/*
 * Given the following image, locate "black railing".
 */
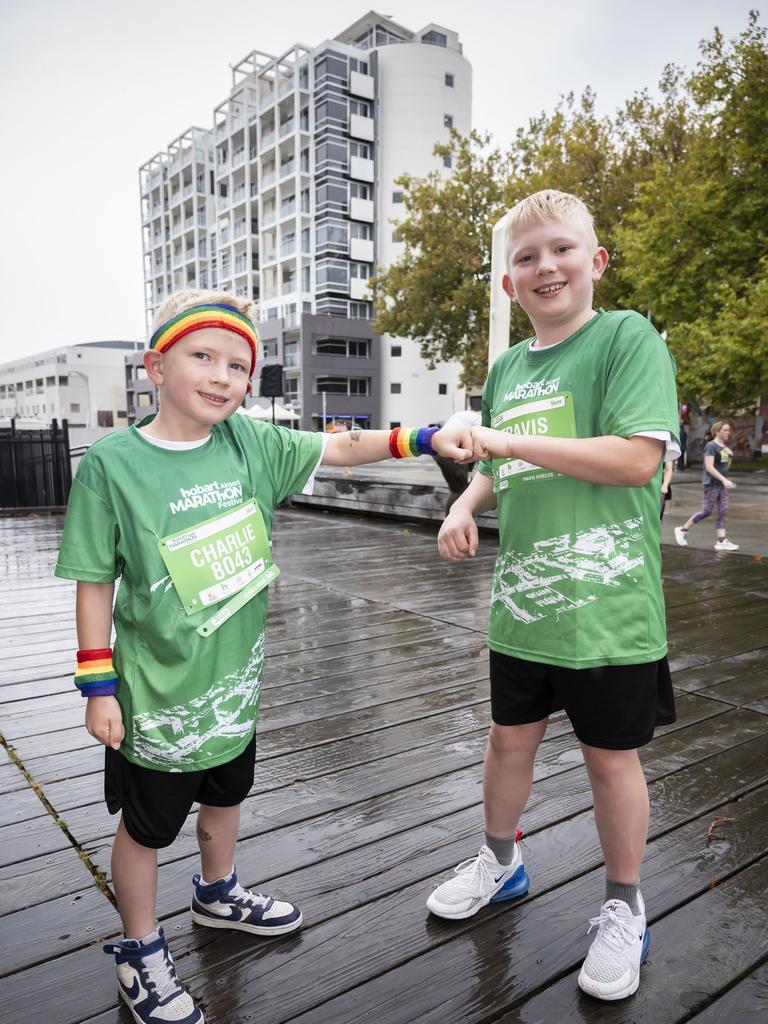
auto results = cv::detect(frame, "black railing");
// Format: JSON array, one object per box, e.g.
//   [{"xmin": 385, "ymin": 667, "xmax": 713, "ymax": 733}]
[{"xmin": 0, "ymin": 419, "xmax": 73, "ymax": 509}]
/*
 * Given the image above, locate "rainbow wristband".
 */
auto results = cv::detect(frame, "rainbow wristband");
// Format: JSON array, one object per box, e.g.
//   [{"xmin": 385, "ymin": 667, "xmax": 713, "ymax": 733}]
[
  {"xmin": 389, "ymin": 426, "xmax": 439, "ymax": 459},
  {"xmin": 75, "ymin": 648, "xmax": 119, "ymax": 698}
]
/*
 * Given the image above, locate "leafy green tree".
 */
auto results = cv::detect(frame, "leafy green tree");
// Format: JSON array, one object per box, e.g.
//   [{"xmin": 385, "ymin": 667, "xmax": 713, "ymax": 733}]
[
  {"xmin": 616, "ymin": 12, "xmax": 768, "ymax": 408},
  {"xmin": 371, "ymin": 130, "xmax": 508, "ymax": 387}
]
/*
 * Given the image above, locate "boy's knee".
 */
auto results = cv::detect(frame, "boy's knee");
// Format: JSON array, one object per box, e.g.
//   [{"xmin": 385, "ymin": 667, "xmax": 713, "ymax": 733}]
[{"xmin": 488, "ymin": 720, "xmax": 543, "ymax": 756}]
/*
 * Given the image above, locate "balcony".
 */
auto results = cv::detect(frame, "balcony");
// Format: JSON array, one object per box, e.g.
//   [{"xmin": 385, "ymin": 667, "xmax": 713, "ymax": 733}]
[
  {"xmin": 350, "ymin": 114, "xmax": 375, "ymax": 142},
  {"xmin": 350, "ymin": 197, "xmax": 374, "ymax": 222},
  {"xmin": 261, "ymin": 130, "xmax": 276, "ymax": 149},
  {"xmin": 262, "ymin": 210, "xmax": 277, "ymax": 227},
  {"xmin": 280, "ymin": 160, "xmax": 295, "ymax": 180},
  {"xmin": 279, "ymin": 119, "xmax": 295, "ymax": 139},
  {"xmin": 350, "ymin": 70, "xmax": 375, "ymax": 100},
  {"xmin": 280, "ymin": 239, "xmax": 296, "ymax": 258},
  {"xmin": 350, "ymin": 156, "xmax": 375, "ymax": 183},
  {"xmin": 350, "ymin": 238, "xmax": 374, "ymax": 262},
  {"xmin": 280, "ymin": 200, "xmax": 296, "ymax": 219},
  {"xmin": 183, "ymin": 183, "xmax": 194, "ymax": 197},
  {"xmin": 233, "ymin": 149, "xmax": 245, "ymax": 167},
  {"xmin": 261, "ymin": 170, "xmax": 276, "ymax": 189}
]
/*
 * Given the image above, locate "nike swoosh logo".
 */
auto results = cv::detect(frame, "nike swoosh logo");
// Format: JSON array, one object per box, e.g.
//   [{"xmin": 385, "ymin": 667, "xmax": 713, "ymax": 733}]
[{"xmin": 122, "ymin": 977, "xmax": 143, "ymax": 1002}]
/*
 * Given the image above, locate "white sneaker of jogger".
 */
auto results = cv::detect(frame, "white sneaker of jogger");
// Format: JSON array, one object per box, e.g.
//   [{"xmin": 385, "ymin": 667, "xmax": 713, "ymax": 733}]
[
  {"xmin": 577, "ymin": 895, "xmax": 650, "ymax": 1001},
  {"xmin": 426, "ymin": 842, "xmax": 529, "ymax": 920},
  {"xmin": 674, "ymin": 526, "xmax": 688, "ymax": 547}
]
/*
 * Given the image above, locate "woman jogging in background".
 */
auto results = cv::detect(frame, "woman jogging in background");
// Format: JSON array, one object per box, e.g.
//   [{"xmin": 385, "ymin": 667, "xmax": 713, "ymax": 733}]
[{"xmin": 675, "ymin": 421, "xmax": 739, "ymax": 551}]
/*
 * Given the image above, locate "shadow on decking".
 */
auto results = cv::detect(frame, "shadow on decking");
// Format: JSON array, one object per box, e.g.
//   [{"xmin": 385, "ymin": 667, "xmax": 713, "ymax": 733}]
[{"xmin": 1, "ymin": 508, "xmax": 767, "ymax": 1024}]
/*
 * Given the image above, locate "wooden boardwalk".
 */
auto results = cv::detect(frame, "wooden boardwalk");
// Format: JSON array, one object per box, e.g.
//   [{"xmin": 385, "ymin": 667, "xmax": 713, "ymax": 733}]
[{"xmin": 1, "ymin": 507, "xmax": 767, "ymax": 1023}]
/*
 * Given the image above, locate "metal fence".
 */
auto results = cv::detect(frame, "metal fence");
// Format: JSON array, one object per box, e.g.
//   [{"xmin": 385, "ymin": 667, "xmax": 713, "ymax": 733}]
[{"xmin": 0, "ymin": 419, "xmax": 72, "ymax": 509}]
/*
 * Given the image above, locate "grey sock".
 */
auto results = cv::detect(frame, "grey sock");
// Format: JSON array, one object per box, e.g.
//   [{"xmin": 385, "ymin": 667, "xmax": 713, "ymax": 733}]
[
  {"xmin": 605, "ymin": 878, "xmax": 641, "ymax": 915},
  {"xmin": 484, "ymin": 832, "xmax": 515, "ymax": 865}
]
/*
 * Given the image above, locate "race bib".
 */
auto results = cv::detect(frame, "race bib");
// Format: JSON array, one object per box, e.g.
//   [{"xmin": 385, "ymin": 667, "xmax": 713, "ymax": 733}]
[
  {"xmin": 158, "ymin": 500, "xmax": 278, "ymax": 618},
  {"xmin": 490, "ymin": 392, "xmax": 577, "ymax": 491}
]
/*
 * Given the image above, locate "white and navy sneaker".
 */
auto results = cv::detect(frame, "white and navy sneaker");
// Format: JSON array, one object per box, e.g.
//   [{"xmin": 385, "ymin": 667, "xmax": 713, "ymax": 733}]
[
  {"xmin": 103, "ymin": 927, "xmax": 203, "ymax": 1023},
  {"xmin": 674, "ymin": 527, "xmax": 688, "ymax": 547},
  {"xmin": 578, "ymin": 895, "xmax": 650, "ymax": 1001},
  {"xmin": 426, "ymin": 841, "xmax": 529, "ymax": 920},
  {"xmin": 191, "ymin": 867, "xmax": 302, "ymax": 936}
]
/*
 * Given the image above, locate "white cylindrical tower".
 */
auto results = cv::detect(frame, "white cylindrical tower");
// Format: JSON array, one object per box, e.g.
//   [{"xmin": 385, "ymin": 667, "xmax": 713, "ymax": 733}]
[{"xmin": 375, "ymin": 33, "xmax": 472, "ymax": 427}]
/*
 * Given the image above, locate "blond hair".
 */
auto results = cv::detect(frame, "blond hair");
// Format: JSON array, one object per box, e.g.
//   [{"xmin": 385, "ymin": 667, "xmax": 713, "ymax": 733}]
[
  {"xmin": 505, "ymin": 190, "xmax": 599, "ymax": 274},
  {"xmin": 150, "ymin": 290, "xmax": 255, "ymax": 335},
  {"xmin": 710, "ymin": 420, "xmax": 731, "ymax": 438}
]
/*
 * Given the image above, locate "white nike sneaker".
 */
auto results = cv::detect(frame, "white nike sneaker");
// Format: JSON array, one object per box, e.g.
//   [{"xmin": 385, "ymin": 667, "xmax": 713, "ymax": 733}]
[
  {"xmin": 103, "ymin": 927, "xmax": 204, "ymax": 1024},
  {"xmin": 191, "ymin": 867, "xmax": 302, "ymax": 936},
  {"xmin": 426, "ymin": 842, "xmax": 529, "ymax": 920},
  {"xmin": 578, "ymin": 895, "xmax": 649, "ymax": 1001},
  {"xmin": 714, "ymin": 539, "xmax": 739, "ymax": 551},
  {"xmin": 674, "ymin": 527, "xmax": 688, "ymax": 547}
]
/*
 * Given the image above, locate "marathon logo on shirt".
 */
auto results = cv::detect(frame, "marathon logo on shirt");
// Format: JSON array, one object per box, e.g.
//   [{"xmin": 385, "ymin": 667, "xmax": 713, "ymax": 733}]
[
  {"xmin": 169, "ymin": 480, "xmax": 244, "ymax": 515},
  {"xmin": 503, "ymin": 376, "xmax": 561, "ymax": 403}
]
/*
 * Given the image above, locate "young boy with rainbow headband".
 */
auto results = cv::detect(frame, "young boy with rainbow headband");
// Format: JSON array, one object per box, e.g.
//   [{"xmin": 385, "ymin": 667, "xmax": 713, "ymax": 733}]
[
  {"xmin": 56, "ymin": 290, "xmax": 472, "ymax": 1024},
  {"xmin": 427, "ymin": 191, "xmax": 680, "ymax": 1002}
]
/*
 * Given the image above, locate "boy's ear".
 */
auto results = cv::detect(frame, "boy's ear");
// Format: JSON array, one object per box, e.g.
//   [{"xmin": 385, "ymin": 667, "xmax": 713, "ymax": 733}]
[
  {"xmin": 144, "ymin": 349, "xmax": 165, "ymax": 387},
  {"xmin": 592, "ymin": 247, "xmax": 609, "ymax": 282},
  {"xmin": 502, "ymin": 274, "xmax": 518, "ymax": 303}
]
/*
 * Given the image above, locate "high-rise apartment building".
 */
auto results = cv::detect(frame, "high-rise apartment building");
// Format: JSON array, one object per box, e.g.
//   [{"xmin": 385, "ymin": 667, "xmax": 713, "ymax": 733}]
[{"xmin": 139, "ymin": 12, "xmax": 472, "ymax": 430}]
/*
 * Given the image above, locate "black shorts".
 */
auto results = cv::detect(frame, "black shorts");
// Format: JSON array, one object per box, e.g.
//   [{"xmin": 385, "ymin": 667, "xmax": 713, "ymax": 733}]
[
  {"xmin": 489, "ymin": 651, "xmax": 676, "ymax": 750},
  {"xmin": 104, "ymin": 733, "xmax": 257, "ymax": 849}
]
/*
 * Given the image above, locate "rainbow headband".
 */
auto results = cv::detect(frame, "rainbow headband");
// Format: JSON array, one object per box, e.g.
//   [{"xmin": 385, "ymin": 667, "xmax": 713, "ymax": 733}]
[{"xmin": 149, "ymin": 303, "xmax": 258, "ymax": 377}]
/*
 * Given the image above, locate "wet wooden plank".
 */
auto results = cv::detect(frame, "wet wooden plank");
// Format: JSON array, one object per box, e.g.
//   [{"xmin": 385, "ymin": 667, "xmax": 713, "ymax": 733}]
[
  {"xmin": 684, "ymin": 962, "xmax": 768, "ymax": 1023},
  {"xmin": 492, "ymin": 855, "xmax": 768, "ymax": 1024}
]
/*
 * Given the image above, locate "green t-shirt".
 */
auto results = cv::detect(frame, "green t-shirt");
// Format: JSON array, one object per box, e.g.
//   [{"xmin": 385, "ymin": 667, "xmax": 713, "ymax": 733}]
[
  {"xmin": 479, "ymin": 310, "xmax": 678, "ymax": 669},
  {"xmin": 55, "ymin": 414, "xmax": 323, "ymax": 771}
]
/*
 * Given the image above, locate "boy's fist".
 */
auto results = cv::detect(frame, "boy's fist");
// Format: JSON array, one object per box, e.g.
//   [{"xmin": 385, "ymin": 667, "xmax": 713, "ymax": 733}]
[
  {"xmin": 85, "ymin": 695, "xmax": 124, "ymax": 750},
  {"xmin": 470, "ymin": 426, "xmax": 513, "ymax": 461},
  {"xmin": 433, "ymin": 424, "xmax": 475, "ymax": 463},
  {"xmin": 438, "ymin": 508, "xmax": 479, "ymax": 561}
]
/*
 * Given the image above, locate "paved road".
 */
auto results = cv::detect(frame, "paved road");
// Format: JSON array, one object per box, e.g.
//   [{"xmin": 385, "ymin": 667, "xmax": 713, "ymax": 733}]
[{"xmin": 661, "ymin": 472, "xmax": 768, "ymax": 559}]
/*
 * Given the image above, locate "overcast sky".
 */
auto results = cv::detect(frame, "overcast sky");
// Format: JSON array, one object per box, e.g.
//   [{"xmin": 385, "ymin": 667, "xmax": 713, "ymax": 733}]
[{"xmin": 0, "ymin": 0, "xmax": 755, "ymax": 359}]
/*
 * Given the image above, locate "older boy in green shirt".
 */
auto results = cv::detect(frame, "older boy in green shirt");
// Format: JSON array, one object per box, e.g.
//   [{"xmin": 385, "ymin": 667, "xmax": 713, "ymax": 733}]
[
  {"xmin": 56, "ymin": 290, "xmax": 472, "ymax": 1024},
  {"xmin": 427, "ymin": 191, "xmax": 679, "ymax": 1002}
]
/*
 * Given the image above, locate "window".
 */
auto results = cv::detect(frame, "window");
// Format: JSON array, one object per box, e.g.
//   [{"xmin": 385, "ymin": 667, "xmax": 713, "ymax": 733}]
[
  {"xmin": 392, "ymin": 190, "xmax": 403, "ymax": 204},
  {"xmin": 219, "ymin": 183, "xmax": 228, "ymax": 197},
  {"xmin": 97, "ymin": 411, "xmax": 114, "ymax": 428},
  {"xmin": 350, "ymin": 182, "xmax": 371, "ymax": 200},
  {"xmin": 58, "ymin": 376, "xmax": 68, "ymax": 386},
  {"xmin": 390, "ymin": 345, "xmax": 402, "ymax": 357},
  {"xmin": 315, "ymin": 338, "xmax": 370, "ymax": 358},
  {"xmin": 315, "ymin": 337, "xmax": 347, "ymax": 356},
  {"xmin": 316, "ymin": 376, "xmax": 349, "ymax": 394},
  {"xmin": 390, "ymin": 421, "xmax": 401, "ymax": 429},
  {"xmin": 349, "ymin": 301, "xmax": 372, "ymax": 319},
  {"xmin": 348, "ymin": 339, "xmax": 369, "ymax": 357},
  {"xmin": 445, "ymin": 72, "xmax": 454, "ymax": 87},
  {"xmin": 443, "ymin": 155, "xmax": 452, "ymax": 168},
  {"xmin": 350, "ymin": 221, "xmax": 372, "ymax": 239},
  {"xmin": 350, "ymin": 141, "xmax": 371, "ymax": 158},
  {"xmin": 438, "ymin": 383, "xmax": 448, "ymax": 395},
  {"xmin": 444, "ymin": 114, "xmax": 453, "ymax": 128},
  {"xmin": 390, "ymin": 382, "xmax": 401, "ymax": 394},
  {"xmin": 138, "ymin": 393, "xmax": 152, "ymax": 407},
  {"xmin": 423, "ymin": 30, "xmax": 447, "ymax": 47},
  {"xmin": 392, "ymin": 227, "xmax": 404, "ymax": 242},
  {"xmin": 70, "ymin": 403, "xmax": 80, "ymax": 413},
  {"xmin": 349, "ymin": 99, "xmax": 371, "ymax": 117},
  {"xmin": 349, "ymin": 378, "xmax": 369, "ymax": 395},
  {"xmin": 350, "ymin": 263, "xmax": 370, "ymax": 279}
]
